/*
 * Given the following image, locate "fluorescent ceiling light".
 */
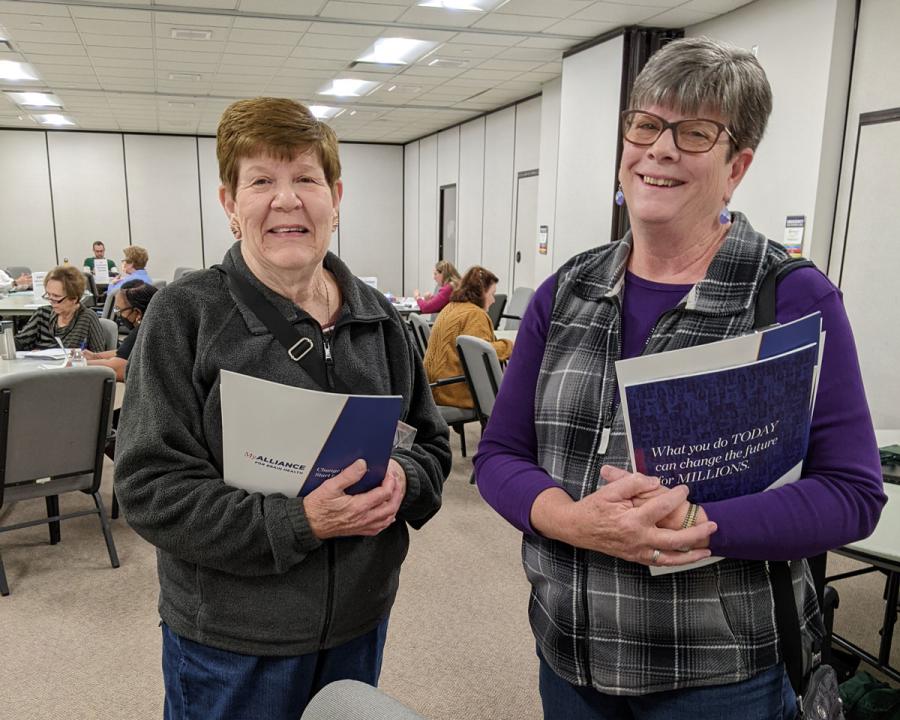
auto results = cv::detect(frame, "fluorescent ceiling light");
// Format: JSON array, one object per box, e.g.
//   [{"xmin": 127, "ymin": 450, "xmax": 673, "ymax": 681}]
[
  {"xmin": 309, "ymin": 105, "xmax": 344, "ymax": 120},
  {"xmin": 0, "ymin": 60, "xmax": 38, "ymax": 81},
  {"xmin": 318, "ymin": 78, "xmax": 380, "ymax": 97},
  {"xmin": 35, "ymin": 113, "xmax": 75, "ymax": 127},
  {"xmin": 417, "ymin": 0, "xmax": 502, "ymax": 10},
  {"xmin": 5, "ymin": 91, "xmax": 62, "ymax": 108},
  {"xmin": 170, "ymin": 28, "xmax": 212, "ymax": 40},
  {"xmin": 356, "ymin": 38, "xmax": 438, "ymax": 66}
]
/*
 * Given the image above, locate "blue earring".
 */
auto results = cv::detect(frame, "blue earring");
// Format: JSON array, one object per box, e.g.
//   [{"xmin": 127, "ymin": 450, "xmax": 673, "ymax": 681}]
[
  {"xmin": 718, "ymin": 206, "xmax": 730, "ymax": 225},
  {"xmin": 615, "ymin": 185, "xmax": 625, "ymax": 207}
]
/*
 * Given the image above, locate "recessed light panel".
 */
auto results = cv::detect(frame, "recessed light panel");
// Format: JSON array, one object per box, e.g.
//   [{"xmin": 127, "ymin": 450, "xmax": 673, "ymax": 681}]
[
  {"xmin": 356, "ymin": 38, "xmax": 438, "ymax": 66},
  {"xmin": 318, "ymin": 79, "xmax": 380, "ymax": 97},
  {"xmin": 0, "ymin": 60, "xmax": 38, "ymax": 82},
  {"xmin": 35, "ymin": 113, "xmax": 75, "ymax": 127},
  {"xmin": 417, "ymin": 0, "xmax": 503, "ymax": 10},
  {"xmin": 5, "ymin": 91, "xmax": 62, "ymax": 108},
  {"xmin": 309, "ymin": 105, "xmax": 344, "ymax": 120}
]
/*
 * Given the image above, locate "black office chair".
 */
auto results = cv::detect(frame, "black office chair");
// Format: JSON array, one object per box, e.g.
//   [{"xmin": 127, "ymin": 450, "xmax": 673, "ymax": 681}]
[{"xmin": 487, "ymin": 293, "xmax": 506, "ymax": 330}]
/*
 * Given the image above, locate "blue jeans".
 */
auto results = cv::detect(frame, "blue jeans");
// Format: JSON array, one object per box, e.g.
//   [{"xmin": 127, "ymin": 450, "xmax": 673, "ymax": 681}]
[
  {"xmin": 161, "ymin": 618, "xmax": 389, "ymax": 720},
  {"xmin": 538, "ymin": 653, "xmax": 796, "ymax": 720}
]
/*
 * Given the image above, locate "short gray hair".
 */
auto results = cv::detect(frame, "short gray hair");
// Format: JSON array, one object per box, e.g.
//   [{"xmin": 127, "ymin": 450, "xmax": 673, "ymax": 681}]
[{"xmin": 628, "ymin": 36, "xmax": 773, "ymax": 152}]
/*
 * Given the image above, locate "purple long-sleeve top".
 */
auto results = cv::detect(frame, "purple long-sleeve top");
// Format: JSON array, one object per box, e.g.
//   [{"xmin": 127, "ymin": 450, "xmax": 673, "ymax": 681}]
[
  {"xmin": 416, "ymin": 283, "xmax": 453, "ymax": 314},
  {"xmin": 474, "ymin": 267, "xmax": 886, "ymax": 560}
]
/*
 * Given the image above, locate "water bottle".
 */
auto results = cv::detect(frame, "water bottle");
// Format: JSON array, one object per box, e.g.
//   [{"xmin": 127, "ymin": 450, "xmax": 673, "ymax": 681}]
[
  {"xmin": 0, "ymin": 321, "xmax": 15, "ymax": 360},
  {"xmin": 68, "ymin": 347, "xmax": 87, "ymax": 367}
]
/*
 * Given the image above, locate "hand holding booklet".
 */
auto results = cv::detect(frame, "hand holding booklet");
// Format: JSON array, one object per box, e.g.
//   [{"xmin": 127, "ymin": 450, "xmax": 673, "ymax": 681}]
[
  {"xmin": 615, "ymin": 312, "xmax": 825, "ymax": 575},
  {"xmin": 220, "ymin": 369, "xmax": 403, "ymax": 497}
]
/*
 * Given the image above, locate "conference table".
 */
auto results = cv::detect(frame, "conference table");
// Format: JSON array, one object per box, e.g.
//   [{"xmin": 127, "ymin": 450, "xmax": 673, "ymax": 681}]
[
  {"xmin": 0, "ymin": 292, "xmax": 54, "ymax": 317},
  {"xmin": 828, "ymin": 429, "xmax": 900, "ymax": 681}
]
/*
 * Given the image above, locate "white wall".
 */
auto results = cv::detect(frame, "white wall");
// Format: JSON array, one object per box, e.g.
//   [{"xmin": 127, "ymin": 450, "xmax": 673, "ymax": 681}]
[
  {"xmin": 417, "ymin": 135, "xmax": 438, "ymax": 295},
  {"xmin": 0, "ymin": 130, "xmax": 57, "ymax": 274},
  {"xmin": 480, "ymin": 108, "xmax": 517, "ymax": 296},
  {"xmin": 553, "ymin": 35, "xmax": 624, "ymax": 268},
  {"xmin": 403, "ymin": 142, "xmax": 420, "ymax": 295},
  {"xmin": 688, "ymin": 0, "xmax": 855, "ymax": 267},
  {"xmin": 47, "ymin": 132, "xmax": 130, "ymax": 271},
  {"xmin": 0, "ymin": 129, "xmax": 403, "ymax": 287},
  {"xmin": 534, "ymin": 78, "xmax": 561, "ymax": 287},
  {"xmin": 337, "ymin": 144, "xmax": 404, "ymax": 293},
  {"xmin": 457, "ymin": 118, "xmax": 486, "ymax": 275}
]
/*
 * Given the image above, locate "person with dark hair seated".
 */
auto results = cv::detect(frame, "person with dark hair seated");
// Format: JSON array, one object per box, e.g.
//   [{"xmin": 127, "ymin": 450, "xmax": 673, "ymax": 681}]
[
  {"xmin": 423, "ymin": 265, "xmax": 512, "ymax": 409},
  {"xmin": 84, "ymin": 279, "xmax": 158, "ymax": 381}
]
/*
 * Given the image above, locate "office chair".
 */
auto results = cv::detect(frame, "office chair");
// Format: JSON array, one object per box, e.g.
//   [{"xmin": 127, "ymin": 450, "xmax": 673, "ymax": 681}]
[
  {"xmin": 499, "ymin": 286, "xmax": 534, "ymax": 331},
  {"xmin": 0, "ymin": 367, "xmax": 119, "ymax": 596}
]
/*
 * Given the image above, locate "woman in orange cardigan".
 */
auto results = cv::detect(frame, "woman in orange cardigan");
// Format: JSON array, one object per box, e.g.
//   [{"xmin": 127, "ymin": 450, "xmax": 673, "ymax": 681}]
[{"xmin": 424, "ymin": 265, "xmax": 513, "ymax": 408}]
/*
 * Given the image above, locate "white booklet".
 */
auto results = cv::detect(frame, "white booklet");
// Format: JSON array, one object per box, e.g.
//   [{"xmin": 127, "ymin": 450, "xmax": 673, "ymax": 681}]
[{"xmin": 220, "ymin": 369, "xmax": 403, "ymax": 497}]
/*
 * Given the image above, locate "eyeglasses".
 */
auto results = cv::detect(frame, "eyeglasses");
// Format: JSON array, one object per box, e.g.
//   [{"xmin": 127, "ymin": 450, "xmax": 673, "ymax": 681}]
[
  {"xmin": 621, "ymin": 110, "xmax": 737, "ymax": 153},
  {"xmin": 41, "ymin": 292, "xmax": 67, "ymax": 304},
  {"xmin": 114, "ymin": 305, "xmax": 135, "ymax": 316}
]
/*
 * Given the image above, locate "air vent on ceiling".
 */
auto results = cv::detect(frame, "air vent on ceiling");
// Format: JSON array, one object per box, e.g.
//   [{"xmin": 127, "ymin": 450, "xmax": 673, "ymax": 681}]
[
  {"xmin": 348, "ymin": 60, "xmax": 404, "ymax": 71},
  {"xmin": 168, "ymin": 72, "xmax": 201, "ymax": 81},
  {"xmin": 170, "ymin": 28, "xmax": 212, "ymax": 41}
]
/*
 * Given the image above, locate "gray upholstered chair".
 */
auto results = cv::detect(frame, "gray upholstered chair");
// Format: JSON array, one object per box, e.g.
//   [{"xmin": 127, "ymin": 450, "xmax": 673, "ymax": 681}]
[
  {"xmin": 99, "ymin": 318, "xmax": 119, "ymax": 352},
  {"xmin": 407, "ymin": 313, "xmax": 431, "ymax": 357},
  {"xmin": 0, "ymin": 367, "xmax": 119, "ymax": 596},
  {"xmin": 5, "ymin": 266, "xmax": 30, "ymax": 279},
  {"xmin": 152, "ymin": 279, "xmax": 168, "ymax": 289},
  {"xmin": 456, "ymin": 335, "xmax": 505, "ymax": 483},
  {"xmin": 100, "ymin": 287, "xmax": 118, "ymax": 320},
  {"xmin": 301, "ymin": 680, "xmax": 426, "ymax": 720},
  {"xmin": 173, "ymin": 267, "xmax": 196, "ymax": 281},
  {"xmin": 499, "ymin": 286, "xmax": 534, "ymax": 331},
  {"xmin": 487, "ymin": 292, "xmax": 506, "ymax": 329}
]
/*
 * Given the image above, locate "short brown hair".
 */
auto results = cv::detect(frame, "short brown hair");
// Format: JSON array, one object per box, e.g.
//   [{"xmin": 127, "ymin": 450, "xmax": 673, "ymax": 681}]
[
  {"xmin": 46, "ymin": 265, "xmax": 85, "ymax": 300},
  {"xmin": 123, "ymin": 245, "xmax": 149, "ymax": 270},
  {"xmin": 216, "ymin": 97, "xmax": 342, "ymax": 198},
  {"xmin": 451, "ymin": 266, "xmax": 499, "ymax": 306},
  {"xmin": 92, "ymin": 241, "xmax": 105, "ymax": 249}
]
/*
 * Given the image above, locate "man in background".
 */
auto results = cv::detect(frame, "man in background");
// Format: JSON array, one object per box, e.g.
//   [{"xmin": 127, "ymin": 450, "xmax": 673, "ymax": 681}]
[{"xmin": 84, "ymin": 241, "xmax": 118, "ymax": 277}]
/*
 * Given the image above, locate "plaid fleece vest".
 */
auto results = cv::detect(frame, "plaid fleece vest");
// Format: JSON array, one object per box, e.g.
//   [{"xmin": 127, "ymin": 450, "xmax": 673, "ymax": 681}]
[{"xmin": 527, "ymin": 212, "xmax": 823, "ymax": 695}]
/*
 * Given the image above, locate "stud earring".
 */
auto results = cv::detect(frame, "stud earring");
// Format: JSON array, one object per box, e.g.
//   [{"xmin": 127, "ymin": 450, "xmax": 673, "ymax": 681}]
[
  {"xmin": 229, "ymin": 215, "xmax": 242, "ymax": 239},
  {"xmin": 332, "ymin": 212, "xmax": 340, "ymax": 232},
  {"xmin": 718, "ymin": 206, "xmax": 731, "ymax": 225},
  {"xmin": 614, "ymin": 184, "xmax": 625, "ymax": 207}
]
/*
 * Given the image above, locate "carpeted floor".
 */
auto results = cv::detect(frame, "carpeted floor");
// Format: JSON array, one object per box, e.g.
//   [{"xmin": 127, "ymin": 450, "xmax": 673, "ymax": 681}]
[{"xmin": 0, "ymin": 425, "xmax": 896, "ymax": 719}]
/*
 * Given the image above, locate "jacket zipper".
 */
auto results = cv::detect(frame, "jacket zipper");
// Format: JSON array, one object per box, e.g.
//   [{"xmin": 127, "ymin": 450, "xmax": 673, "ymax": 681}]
[{"xmin": 318, "ymin": 541, "xmax": 336, "ymax": 648}]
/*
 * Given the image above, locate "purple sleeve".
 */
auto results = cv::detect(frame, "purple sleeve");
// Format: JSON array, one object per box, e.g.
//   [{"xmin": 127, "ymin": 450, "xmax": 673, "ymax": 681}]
[
  {"xmin": 416, "ymin": 284, "xmax": 452, "ymax": 313},
  {"xmin": 704, "ymin": 268, "xmax": 886, "ymax": 560},
  {"xmin": 473, "ymin": 275, "xmax": 559, "ymax": 534}
]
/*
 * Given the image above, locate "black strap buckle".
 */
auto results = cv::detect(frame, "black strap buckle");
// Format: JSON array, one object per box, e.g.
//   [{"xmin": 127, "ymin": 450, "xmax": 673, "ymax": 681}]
[{"xmin": 288, "ymin": 337, "xmax": 314, "ymax": 361}]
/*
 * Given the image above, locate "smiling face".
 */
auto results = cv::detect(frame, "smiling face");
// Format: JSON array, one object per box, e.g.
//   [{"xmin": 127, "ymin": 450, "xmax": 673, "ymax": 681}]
[
  {"xmin": 618, "ymin": 104, "xmax": 753, "ymax": 235},
  {"xmin": 220, "ymin": 149, "xmax": 342, "ymax": 280}
]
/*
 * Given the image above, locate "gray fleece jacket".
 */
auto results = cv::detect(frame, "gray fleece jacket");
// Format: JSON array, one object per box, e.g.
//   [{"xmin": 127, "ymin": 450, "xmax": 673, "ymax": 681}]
[{"xmin": 114, "ymin": 244, "xmax": 451, "ymax": 656}]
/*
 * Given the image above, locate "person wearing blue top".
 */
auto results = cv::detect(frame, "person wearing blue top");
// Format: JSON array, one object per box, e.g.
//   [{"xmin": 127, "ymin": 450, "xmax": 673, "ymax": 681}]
[{"xmin": 108, "ymin": 245, "xmax": 152, "ymax": 290}]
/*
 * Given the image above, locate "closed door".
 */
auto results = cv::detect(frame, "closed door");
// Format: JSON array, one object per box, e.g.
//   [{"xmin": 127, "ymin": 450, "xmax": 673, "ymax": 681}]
[{"xmin": 512, "ymin": 171, "xmax": 538, "ymax": 290}]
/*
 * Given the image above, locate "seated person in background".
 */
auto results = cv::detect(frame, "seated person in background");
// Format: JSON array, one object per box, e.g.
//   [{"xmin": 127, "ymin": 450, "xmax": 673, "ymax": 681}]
[
  {"xmin": 15, "ymin": 265, "xmax": 105, "ymax": 352},
  {"xmin": 83, "ymin": 241, "xmax": 118, "ymax": 277},
  {"xmin": 424, "ymin": 265, "xmax": 512, "ymax": 408},
  {"xmin": 0, "ymin": 268, "xmax": 31, "ymax": 292},
  {"xmin": 108, "ymin": 245, "xmax": 151, "ymax": 290},
  {"xmin": 413, "ymin": 260, "xmax": 461, "ymax": 315},
  {"xmin": 85, "ymin": 279, "xmax": 158, "ymax": 381}
]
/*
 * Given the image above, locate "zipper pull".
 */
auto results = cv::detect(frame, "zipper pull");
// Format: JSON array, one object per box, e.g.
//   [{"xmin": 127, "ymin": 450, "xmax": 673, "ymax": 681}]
[
  {"xmin": 598, "ymin": 426, "xmax": 611, "ymax": 454},
  {"xmin": 322, "ymin": 332, "xmax": 333, "ymax": 364}
]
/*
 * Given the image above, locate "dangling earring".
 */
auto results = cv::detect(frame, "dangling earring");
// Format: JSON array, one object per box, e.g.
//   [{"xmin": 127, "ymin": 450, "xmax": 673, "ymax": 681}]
[
  {"xmin": 229, "ymin": 215, "xmax": 242, "ymax": 239},
  {"xmin": 614, "ymin": 184, "xmax": 625, "ymax": 207},
  {"xmin": 332, "ymin": 211, "xmax": 340, "ymax": 232},
  {"xmin": 718, "ymin": 205, "xmax": 730, "ymax": 225}
]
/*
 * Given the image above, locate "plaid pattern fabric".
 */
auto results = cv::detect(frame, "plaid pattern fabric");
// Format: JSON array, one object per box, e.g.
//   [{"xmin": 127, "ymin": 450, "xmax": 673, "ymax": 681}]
[{"xmin": 527, "ymin": 212, "xmax": 824, "ymax": 695}]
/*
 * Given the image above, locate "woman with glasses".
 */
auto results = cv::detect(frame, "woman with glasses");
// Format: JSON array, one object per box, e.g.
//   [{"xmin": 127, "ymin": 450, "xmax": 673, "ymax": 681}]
[
  {"xmin": 474, "ymin": 37, "xmax": 884, "ymax": 719},
  {"xmin": 84, "ymin": 279, "xmax": 158, "ymax": 381},
  {"xmin": 15, "ymin": 265, "xmax": 105, "ymax": 352},
  {"xmin": 108, "ymin": 245, "xmax": 151, "ymax": 291}
]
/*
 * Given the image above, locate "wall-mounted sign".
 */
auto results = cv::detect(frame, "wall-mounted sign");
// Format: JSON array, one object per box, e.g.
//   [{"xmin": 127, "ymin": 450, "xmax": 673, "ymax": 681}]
[
  {"xmin": 538, "ymin": 225, "xmax": 549, "ymax": 255},
  {"xmin": 783, "ymin": 215, "xmax": 805, "ymax": 257}
]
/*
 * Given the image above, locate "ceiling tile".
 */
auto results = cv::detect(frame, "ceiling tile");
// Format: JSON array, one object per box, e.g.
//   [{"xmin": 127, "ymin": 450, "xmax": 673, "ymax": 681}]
[
  {"xmin": 299, "ymin": 32, "xmax": 371, "ymax": 50},
  {"xmin": 153, "ymin": 12, "xmax": 235, "ymax": 27},
  {"xmin": 680, "ymin": 0, "xmax": 754, "ymax": 11},
  {"xmin": 237, "ymin": 0, "xmax": 328, "ymax": 14},
  {"xmin": 541, "ymin": 18, "xmax": 616, "ymax": 37},
  {"xmin": 69, "ymin": 7, "xmax": 152, "ymax": 21},
  {"xmin": 16, "ymin": 41, "xmax": 86, "ymax": 55},
  {"xmin": 88, "ymin": 46, "xmax": 154, "ymax": 59},
  {"xmin": 218, "ymin": 53, "xmax": 285, "ymax": 67},
  {"xmin": 571, "ymin": 2, "xmax": 673, "ymax": 24},
  {"xmin": 163, "ymin": 0, "xmax": 239, "ymax": 8},
  {"xmin": 319, "ymin": 1, "xmax": 406, "ymax": 22},
  {"xmin": 5, "ymin": 29, "xmax": 81, "ymax": 44},
  {"xmin": 0, "ymin": 1, "xmax": 69, "ymax": 16},
  {"xmin": 447, "ymin": 31, "xmax": 519, "ymax": 46},
  {"xmin": 438, "ymin": 42, "xmax": 506, "ymax": 59},
  {"xmin": 475, "ymin": 57, "xmax": 541, "ymax": 72},
  {"xmin": 74, "ymin": 18, "xmax": 152, "ymax": 35},
  {"xmin": 0, "ymin": 13, "xmax": 76, "ymax": 31},
  {"xmin": 231, "ymin": 16, "xmax": 311, "ymax": 31},
  {"xmin": 641, "ymin": 7, "xmax": 717, "ymax": 26},
  {"xmin": 494, "ymin": 0, "xmax": 592, "ymax": 19},
  {"xmin": 224, "ymin": 42, "xmax": 293, "ymax": 56},
  {"xmin": 471, "ymin": 13, "xmax": 556, "ymax": 32},
  {"xmin": 155, "ymin": 38, "xmax": 227, "ymax": 53},
  {"xmin": 305, "ymin": 21, "xmax": 384, "ymax": 36},
  {"xmin": 81, "ymin": 34, "xmax": 154, "ymax": 49},
  {"xmin": 394, "ymin": 7, "xmax": 480, "ymax": 28},
  {"xmin": 227, "ymin": 27, "xmax": 302, "ymax": 44},
  {"xmin": 516, "ymin": 36, "xmax": 579, "ymax": 50},
  {"xmin": 496, "ymin": 46, "xmax": 560, "ymax": 61}
]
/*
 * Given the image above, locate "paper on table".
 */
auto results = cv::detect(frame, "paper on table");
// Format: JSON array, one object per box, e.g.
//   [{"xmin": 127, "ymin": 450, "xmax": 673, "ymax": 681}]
[{"xmin": 22, "ymin": 348, "xmax": 67, "ymax": 359}]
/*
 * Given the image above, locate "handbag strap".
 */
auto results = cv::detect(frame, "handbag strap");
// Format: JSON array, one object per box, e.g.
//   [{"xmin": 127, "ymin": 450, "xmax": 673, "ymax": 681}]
[
  {"xmin": 771, "ymin": 560, "xmax": 805, "ymax": 696},
  {"xmin": 216, "ymin": 265, "xmax": 330, "ymax": 389}
]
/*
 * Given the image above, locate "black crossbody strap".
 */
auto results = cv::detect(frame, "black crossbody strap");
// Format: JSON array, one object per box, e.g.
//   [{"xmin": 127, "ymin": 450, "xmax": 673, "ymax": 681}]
[
  {"xmin": 771, "ymin": 560, "xmax": 805, "ymax": 695},
  {"xmin": 217, "ymin": 265, "xmax": 330, "ymax": 389},
  {"xmin": 754, "ymin": 257, "xmax": 816, "ymax": 329}
]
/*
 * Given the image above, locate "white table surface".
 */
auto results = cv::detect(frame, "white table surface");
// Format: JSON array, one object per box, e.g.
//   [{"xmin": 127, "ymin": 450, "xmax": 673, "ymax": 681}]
[
  {"xmin": 495, "ymin": 329, "xmax": 517, "ymax": 342},
  {"xmin": 0, "ymin": 292, "xmax": 52, "ymax": 316}
]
